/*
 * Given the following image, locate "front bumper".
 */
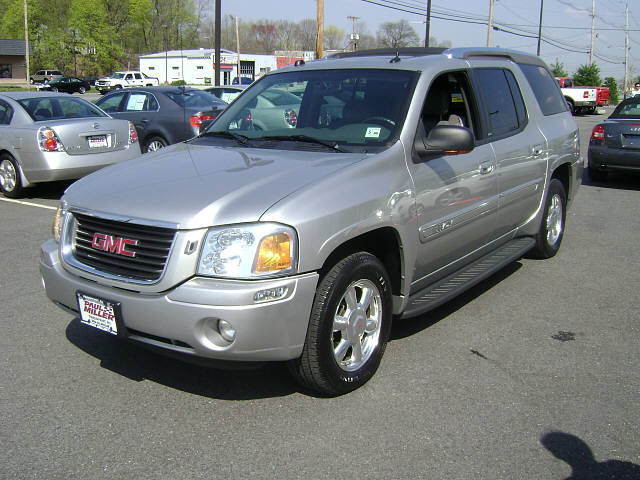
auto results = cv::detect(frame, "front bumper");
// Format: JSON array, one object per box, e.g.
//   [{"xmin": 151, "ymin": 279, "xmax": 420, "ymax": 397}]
[
  {"xmin": 40, "ymin": 239, "xmax": 319, "ymax": 362},
  {"xmin": 588, "ymin": 144, "xmax": 640, "ymax": 173}
]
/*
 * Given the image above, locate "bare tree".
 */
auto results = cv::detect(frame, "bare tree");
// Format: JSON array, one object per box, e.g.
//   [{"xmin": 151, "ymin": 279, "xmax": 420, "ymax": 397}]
[
  {"xmin": 376, "ymin": 20, "xmax": 420, "ymax": 49},
  {"xmin": 296, "ymin": 18, "xmax": 317, "ymax": 52}
]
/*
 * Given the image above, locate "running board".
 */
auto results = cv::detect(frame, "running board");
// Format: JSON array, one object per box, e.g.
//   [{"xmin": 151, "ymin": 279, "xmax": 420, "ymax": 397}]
[{"xmin": 401, "ymin": 237, "xmax": 535, "ymax": 319}]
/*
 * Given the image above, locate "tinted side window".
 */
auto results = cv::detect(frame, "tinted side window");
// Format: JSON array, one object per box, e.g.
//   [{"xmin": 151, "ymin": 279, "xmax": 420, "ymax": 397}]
[
  {"xmin": 96, "ymin": 92, "xmax": 127, "ymax": 113},
  {"xmin": 475, "ymin": 68, "xmax": 519, "ymax": 137},
  {"xmin": 519, "ymin": 64, "xmax": 567, "ymax": 116},
  {"xmin": 0, "ymin": 101, "xmax": 13, "ymax": 124}
]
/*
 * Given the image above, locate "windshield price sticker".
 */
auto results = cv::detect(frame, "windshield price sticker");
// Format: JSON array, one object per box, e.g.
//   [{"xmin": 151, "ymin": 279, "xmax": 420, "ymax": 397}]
[
  {"xmin": 77, "ymin": 293, "xmax": 119, "ymax": 335},
  {"xmin": 365, "ymin": 127, "xmax": 381, "ymax": 138}
]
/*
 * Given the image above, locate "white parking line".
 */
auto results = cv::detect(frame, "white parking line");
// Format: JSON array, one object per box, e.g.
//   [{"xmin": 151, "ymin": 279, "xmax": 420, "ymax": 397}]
[{"xmin": 0, "ymin": 197, "xmax": 57, "ymax": 211}]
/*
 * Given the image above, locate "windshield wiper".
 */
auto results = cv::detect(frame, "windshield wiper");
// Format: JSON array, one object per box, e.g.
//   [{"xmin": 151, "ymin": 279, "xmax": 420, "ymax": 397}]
[
  {"xmin": 200, "ymin": 130, "xmax": 250, "ymax": 146},
  {"xmin": 257, "ymin": 135, "xmax": 346, "ymax": 152}
]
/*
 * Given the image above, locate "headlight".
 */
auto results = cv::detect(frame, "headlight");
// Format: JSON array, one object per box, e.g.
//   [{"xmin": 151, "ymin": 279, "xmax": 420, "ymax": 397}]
[
  {"xmin": 52, "ymin": 205, "xmax": 65, "ymax": 243},
  {"xmin": 197, "ymin": 223, "xmax": 297, "ymax": 279}
]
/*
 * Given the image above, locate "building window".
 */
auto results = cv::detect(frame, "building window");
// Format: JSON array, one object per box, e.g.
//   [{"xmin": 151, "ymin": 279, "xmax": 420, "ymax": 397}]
[
  {"xmin": 172, "ymin": 66, "xmax": 179, "ymax": 70},
  {"xmin": 149, "ymin": 66, "xmax": 155, "ymax": 70},
  {"xmin": 197, "ymin": 66, "xmax": 204, "ymax": 70},
  {"xmin": 0, "ymin": 64, "xmax": 12, "ymax": 78}
]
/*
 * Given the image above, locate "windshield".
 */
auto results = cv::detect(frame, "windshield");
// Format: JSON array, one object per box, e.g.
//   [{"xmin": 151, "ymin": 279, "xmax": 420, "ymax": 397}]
[
  {"xmin": 197, "ymin": 68, "xmax": 418, "ymax": 152},
  {"xmin": 112, "ymin": 73, "xmax": 126, "ymax": 79},
  {"xmin": 18, "ymin": 97, "xmax": 108, "ymax": 121}
]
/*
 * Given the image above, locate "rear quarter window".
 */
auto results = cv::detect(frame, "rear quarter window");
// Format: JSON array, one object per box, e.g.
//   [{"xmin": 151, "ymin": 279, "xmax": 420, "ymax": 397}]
[{"xmin": 519, "ymin": 64, "xmax": 568, "ymax": 116}]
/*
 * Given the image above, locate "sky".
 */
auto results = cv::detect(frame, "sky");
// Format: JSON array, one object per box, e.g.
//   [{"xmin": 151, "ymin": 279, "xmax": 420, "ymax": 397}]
[{"xmin": 220, "ymin": 0, "xmax": 640, "ymax": 82}]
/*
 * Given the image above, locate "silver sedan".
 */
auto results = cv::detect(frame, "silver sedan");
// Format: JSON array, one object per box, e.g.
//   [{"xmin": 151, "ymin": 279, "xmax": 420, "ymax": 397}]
[{"xmin": 0, "ymin": 91, "xmax": 141, "ymax": 198}]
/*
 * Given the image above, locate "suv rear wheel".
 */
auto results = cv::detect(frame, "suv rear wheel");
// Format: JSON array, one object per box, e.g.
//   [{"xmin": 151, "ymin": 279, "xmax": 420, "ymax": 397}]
[
  {"xmin": 288, "ymin": 252, "xmax": 392, "ymax": 396},
  {"xmin": 530, "ymin": 178, "xmax": 566, "ymax": 259}
]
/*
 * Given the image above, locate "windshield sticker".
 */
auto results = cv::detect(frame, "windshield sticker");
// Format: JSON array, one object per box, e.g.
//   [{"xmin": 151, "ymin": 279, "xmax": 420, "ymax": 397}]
[
  {"xmin": 365, "ymin": 127, "xmax": 381, "ymax": 138},
  {"xmin": 126, "ymin": 94, "xmax": 147, "ymax": 111}
]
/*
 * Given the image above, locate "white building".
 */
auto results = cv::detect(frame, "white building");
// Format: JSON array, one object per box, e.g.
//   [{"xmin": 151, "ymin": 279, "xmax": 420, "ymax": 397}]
[{"xmin": 139, "ymin": 48, "xmax": 286, "ymax": 85}]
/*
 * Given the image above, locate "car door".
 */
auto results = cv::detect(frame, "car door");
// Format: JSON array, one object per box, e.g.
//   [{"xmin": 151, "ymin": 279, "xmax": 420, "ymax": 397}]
[
  {"xmin": 409, "ymin": 71, "xmax": 500, "ymax": 290},
  {"xmin": 470, "ymin": 66, "xmax": 547, "ymax": 238},
  {"xmin": 113, "ymin": 91, "xmax": 159, "ymax": 140}
]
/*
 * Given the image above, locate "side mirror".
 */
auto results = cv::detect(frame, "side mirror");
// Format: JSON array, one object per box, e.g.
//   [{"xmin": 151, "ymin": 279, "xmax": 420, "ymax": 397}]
[{"xmin": 414, "ymin": 125, "xmax": 475, "ymax": 158}]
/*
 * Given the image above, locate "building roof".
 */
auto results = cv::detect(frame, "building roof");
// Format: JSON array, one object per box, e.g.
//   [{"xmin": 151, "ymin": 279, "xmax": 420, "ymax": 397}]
[
  {"xmin": 139, "ymin": 48, "xmax": 235, "ymax": 59},
  {"xmin": 0, "ymin": 38, "xmax": 34, "ymax": 56}
]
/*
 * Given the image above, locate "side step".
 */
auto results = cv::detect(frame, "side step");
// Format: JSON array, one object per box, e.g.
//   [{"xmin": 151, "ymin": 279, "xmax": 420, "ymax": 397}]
[{"xmin": 401, "ymin": 237, "xmax": 535, "ymax": 319}]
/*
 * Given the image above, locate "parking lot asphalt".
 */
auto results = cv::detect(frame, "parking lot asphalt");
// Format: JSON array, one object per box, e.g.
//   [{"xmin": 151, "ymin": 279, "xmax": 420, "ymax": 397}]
[{"xmin": 1, "ymin": 111, "xmax": 638, "ymax": 479}]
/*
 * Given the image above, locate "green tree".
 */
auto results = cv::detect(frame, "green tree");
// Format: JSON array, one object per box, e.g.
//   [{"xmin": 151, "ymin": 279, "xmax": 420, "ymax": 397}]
[
  {"xmin": 573, "ymin": 63, "xmax": 602, "ymax": 86},
  {"xmin": 603, "ymin": 77, "xmax": 619, "ymax": 104},
  {"xmin": 550, "ymin": 59, "xmax": 568, "ymax": 77},
  {"xmin": 324, "ymin": 25, "xmax": 346, "ymax": 51}
]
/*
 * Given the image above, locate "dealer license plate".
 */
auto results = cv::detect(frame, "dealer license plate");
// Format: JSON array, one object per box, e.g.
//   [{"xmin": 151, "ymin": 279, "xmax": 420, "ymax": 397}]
[
  {"xmin": 88, "ymin": 135, "xmax": 109, "ymax": 149},
  {"xmin": 77, "ymin": 293, "xmax": 119, "ymax": 335}
]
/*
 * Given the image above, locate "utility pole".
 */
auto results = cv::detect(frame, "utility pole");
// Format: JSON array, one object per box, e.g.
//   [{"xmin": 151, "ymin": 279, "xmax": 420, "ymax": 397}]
[
  {"xmin": 316, "ymin": 0, "xmax": 324, "ymax": 59},
  {"xmin": 214, "ymin": 0, "xmax": 221, "ymax": 86},
  {"xmin": 425, "ymin": 0, "xmax": 432, "ymax": 47},
  {"xmin": 624, "ymin": 1, "xmax": 629, "ymax": 97},
  {"xmin": 487, "ymin": 0, "xmax": 494, "ymax": 47},
  {"xmin": 23, "ymin": 0, "xmax": 29, "ymax": 89},
  {"xmin": 235, "ymin": 16, "xmax": 241, "ymax": 85},
  {"xmin": 347, "ymin": 15, "xmax": 359, "ymax": 51},
  {"xmin": 537, "ymin": 0, "xmax": 544, "ymax": 56},
  {"xmin": 589, "ymin": 0, "xmax": 596, "ymax": 65}
]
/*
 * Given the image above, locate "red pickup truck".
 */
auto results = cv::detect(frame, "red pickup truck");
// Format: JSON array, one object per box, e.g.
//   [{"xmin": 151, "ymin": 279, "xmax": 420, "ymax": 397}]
[{"xmin": 556, "ymin": 77, "xmax": 609, "ymax": 107}]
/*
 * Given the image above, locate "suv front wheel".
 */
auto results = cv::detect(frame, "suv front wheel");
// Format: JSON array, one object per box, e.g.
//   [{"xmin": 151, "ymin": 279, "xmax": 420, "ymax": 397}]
[{"xmin": 288, "ymin": 252, "xmax": 392, "ymax": 396}]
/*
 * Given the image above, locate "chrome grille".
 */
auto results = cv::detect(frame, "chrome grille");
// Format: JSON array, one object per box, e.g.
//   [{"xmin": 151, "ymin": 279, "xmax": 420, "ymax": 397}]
[{"xmin": 72, "ymin": 212, "xmax": 176, "ymax": 282}]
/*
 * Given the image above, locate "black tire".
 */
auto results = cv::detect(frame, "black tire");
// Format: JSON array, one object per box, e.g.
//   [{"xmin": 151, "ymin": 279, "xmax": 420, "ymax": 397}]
[
  {"xmin": 0, "ymin": 154, "xmax": 25, "ymax": 198},
  {"xmin": 50, "ymin": 86, "xmax": 58, "ymax": 92},
  {"xmin": 29, "ymin": 78, "xmax": 34, "ymax": 85},
  {"xmin": 529, "ymin": 178, "xmax": 566, "ymax": 259},
  {"xmin": 565, "ymin": 98, "xmax": 575, "ymax": 115},
  {"xmin": 144, "ymin": 136, "xmax": 168, "ymax": 153},
  {"xmin": 114, "ymin": 85, "xmax": 122, "ymax": 90},
  {"xmin": 288, "ymin": 252, "xmax": 393, "ymax": 396},
  {"xmin": 78, "ymin": 86, "xmax": 86, "ymax": 94}
]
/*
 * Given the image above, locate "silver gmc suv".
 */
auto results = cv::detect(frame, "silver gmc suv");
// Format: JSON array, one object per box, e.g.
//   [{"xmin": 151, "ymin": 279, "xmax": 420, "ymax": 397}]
[{"xmin": 40, "ymin": 48, "xmax": 582, "ymax": 396}]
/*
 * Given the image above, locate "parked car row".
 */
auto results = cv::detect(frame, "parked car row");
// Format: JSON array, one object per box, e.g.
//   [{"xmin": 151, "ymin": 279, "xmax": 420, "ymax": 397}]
[{"xmin": 0, "ymin": 85, "xmax": 232, "ymax": 197}]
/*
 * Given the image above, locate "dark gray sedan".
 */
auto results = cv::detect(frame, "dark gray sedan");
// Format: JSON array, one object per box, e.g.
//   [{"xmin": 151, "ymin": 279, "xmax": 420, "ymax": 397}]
[
  {"xmin": 588, "ymin": 96, "xmax": 640, "ymax": 181},
  {"xmin": 0, "ymin": 91, "xmax": 140, "ymax": 198},
  {"xmin": 95, "ymin": 87, "xmax": 227, "ymax": 153}
]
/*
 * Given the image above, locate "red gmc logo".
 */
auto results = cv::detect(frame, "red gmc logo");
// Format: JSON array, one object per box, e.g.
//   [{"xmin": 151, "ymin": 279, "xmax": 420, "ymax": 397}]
[{"xmin": 91, "ymin": 233, "xmax": 138, "ymax": 257}]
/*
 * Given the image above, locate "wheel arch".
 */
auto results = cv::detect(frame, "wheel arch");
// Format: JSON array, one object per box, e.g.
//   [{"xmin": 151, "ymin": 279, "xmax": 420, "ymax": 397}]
[
  {"xmin": 0, "ymin": 149, "xmax": 31, "ymax": 187},
  {"xmin": 317, "ymin": 227, "xmax": 404, "ymax": 298},
  {"xmin": 551, "ymin": 162, "xmax": 571, "ymax": 203}
]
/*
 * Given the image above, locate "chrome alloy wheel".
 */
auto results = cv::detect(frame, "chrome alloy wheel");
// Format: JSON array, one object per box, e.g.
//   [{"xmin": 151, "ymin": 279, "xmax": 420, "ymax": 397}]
[
  {"xmin": 146, "ymin": 140, "xmax": 165, "ymax": 152},
  {"xmin": 0, "ymin": 159, "xmax": 17, "ymax": 192},
  {"xmin": 545, "ymin": 193, "xmax": 564, "ymax": 247},
  {"xmin": 332, "ymin": 279, "xmax": 383, "ymax": 372}
]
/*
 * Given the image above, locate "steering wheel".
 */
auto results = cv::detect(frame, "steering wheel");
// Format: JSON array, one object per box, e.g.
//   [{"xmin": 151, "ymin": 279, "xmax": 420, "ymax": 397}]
[{"xmin": 362, "ymin": 116, "xmax": 396, "ymax": 128}]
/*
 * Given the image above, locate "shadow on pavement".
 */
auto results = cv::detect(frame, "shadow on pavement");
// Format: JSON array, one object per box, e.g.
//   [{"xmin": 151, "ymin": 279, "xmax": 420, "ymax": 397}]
[
  {"xmin": 541, "ymin": 431, "xmax": 640, "ymax": 479},
  {"xmin": 65, "ymin": 318, "xmax": 300, "ymax": 400}
]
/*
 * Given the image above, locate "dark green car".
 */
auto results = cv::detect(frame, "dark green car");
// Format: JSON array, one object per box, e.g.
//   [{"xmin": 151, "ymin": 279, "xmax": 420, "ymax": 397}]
[{"xmin": 42, "ymin": 77, "xmax": 91, "ymax": 94}]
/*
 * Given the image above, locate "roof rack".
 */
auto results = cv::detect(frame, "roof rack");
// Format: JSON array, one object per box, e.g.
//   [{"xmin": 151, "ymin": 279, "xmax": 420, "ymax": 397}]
[
  {"xmin": 445, "ymin": 47, "xmax": 548, "ymax": 68},
  {"xmin": 326, "ymin": 48, "xmax": 447, "ymax": 60}
]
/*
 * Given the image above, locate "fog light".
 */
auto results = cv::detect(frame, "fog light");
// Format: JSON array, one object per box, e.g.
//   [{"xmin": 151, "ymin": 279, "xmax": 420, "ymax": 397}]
[{"xmin": 218, "ymin": 319, "xmax": 236, "ymax": 343}]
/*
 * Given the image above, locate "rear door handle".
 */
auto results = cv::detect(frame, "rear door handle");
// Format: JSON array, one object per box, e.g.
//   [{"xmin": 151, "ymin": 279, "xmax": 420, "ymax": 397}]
[{"xmin": 479, "ymin": 162, "xmax": 495, "ymax": 175}]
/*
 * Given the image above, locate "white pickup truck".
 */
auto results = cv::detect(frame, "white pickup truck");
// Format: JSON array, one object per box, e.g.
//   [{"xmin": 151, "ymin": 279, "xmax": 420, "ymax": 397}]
[
  {"xmin": 95, "ymin": 71, "xmax": 159, "ymax": 94},
  {"xmin": 555, "ymin": 77, "xmax": 597, "ymax": 115}
]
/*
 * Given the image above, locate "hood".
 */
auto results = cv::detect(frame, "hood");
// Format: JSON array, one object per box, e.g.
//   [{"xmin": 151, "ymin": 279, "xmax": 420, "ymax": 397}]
[{"xmin": 63, "ymin": 142, "xmax": 368, "ymax": 229}]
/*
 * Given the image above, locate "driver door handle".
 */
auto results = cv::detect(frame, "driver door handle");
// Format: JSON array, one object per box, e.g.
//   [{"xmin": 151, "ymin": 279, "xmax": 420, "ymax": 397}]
[{"xmin": 479, "ymin": 162, "xmax": 495, "ymax": 175}]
